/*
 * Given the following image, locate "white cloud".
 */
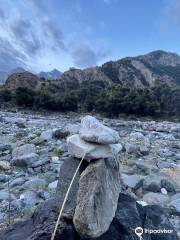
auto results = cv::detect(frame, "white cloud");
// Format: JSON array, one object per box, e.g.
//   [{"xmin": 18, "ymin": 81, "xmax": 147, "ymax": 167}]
[{"xmin": 0, "ymin": 0, "xmax": 110, "ymax": 72}]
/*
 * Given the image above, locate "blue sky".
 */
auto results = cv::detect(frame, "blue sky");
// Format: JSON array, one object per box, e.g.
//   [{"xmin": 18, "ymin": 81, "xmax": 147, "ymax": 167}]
[{"xmin": 0, "ymin": 0, "xmax": 179, "ymax": 72}]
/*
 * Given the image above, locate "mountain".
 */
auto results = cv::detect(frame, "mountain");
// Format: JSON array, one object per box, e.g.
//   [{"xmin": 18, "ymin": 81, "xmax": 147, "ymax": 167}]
[
  {"xmin": 60, "ymin": 50, "xmax": 180, "ymax": 89},
  {"xmin": 38, "ymin": 69, "xmax": 62, "ymax": 80},
  {"xmin": 0, "ymin": 67, "xmax": 26, "ymax": 85},
  {"xmin": 2, "ymin": 50, "xmax": 180, "ymax": 90}
]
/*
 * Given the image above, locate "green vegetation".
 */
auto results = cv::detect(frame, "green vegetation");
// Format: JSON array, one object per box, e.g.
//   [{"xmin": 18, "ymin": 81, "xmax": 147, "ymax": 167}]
[
  {"xmin": 0, "ymin": 89, "xmax": 12, "ymax": 102},
  {"xmin": 0, "ymin": 81, "xmax": 180, "ymax": 117}
]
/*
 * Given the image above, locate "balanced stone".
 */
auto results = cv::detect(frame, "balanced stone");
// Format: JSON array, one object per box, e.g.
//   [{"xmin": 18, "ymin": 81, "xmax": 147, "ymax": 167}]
[
  {"xmin": 67, "ymin": 134, "xmax": 122, "ymax": 161},
  {"xmin": 79, "ymin": 115, "xmax": 120, "ymax": 144},
  {"xmin": 73, "ymin": 158, "xmax": 121, "ymax": 238}
]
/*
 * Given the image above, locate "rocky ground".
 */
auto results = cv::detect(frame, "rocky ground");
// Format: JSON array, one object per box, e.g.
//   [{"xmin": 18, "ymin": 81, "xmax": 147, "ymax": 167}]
[{"xmin": 0, "ymin": 110, "xmax": 179, "ymax": 237}]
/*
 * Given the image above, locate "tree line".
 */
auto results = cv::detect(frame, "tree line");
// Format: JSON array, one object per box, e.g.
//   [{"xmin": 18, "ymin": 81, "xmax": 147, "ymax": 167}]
[{"xmin": 0, "ymin": 81, "xmax": 179, "ymax": 117}]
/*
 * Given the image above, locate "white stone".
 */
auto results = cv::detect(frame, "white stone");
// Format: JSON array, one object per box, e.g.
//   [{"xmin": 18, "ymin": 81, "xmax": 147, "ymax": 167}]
[
  {"xmin": 161, "ymin": 188, "xmax": 168, "ymax": 195},
  {"xmin": 67, "ymin": 134, "xmax": 122, "ymax": 161},
  {"xmin": 79, "ymin": 115, "xmax": 120, "ymax": 144},
  {"xmin": 48, "ymin": 180, "xmax": 58, "ymax": 191},
  {"xmin": 136, "ymin": 200, "xmax": 148, "ymax": 206},
  {"xmin": 0, "ymin": 161, "xmax": 11, "ymax": 171},
  {"xmin": 51, "ymin": 156, "xmax": 59, "ymax": 162}
]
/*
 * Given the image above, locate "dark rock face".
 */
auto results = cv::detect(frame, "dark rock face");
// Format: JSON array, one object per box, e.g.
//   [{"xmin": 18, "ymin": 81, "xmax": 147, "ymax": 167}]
[{"xmin": 0, "ymin": 158, "xmax": 178, "ymax": 240}]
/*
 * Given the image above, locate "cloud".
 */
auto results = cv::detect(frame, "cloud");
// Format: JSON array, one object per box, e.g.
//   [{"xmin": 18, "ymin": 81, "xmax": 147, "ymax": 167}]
[
  {"xmin": 0, "ymin": 8, "xmax": 5, "ymax": 19},
  {"xmin": 11, "ymin": 19, "xmax": 42, "ymax": 56},
  {"xmin": 0, "ymin": 37, "xmax": 27, "ymax": 71},
  {"xmin": 72, "ymin": 45, "xmax": 109, "ymax": 68},
  {"xmin": 0, "ymin": 0, "xmax": 110, "ymax": 72},
  {"xmin": 165, "ymin": 0, "xmax": 180, "ymax": 25},
  {"xmin": 0, "ymin": 0, "xmax": 67, "ymax": 72},
  {"xmin": 43, "ymin": 20, "xmax": 66, "ymax": 51}
]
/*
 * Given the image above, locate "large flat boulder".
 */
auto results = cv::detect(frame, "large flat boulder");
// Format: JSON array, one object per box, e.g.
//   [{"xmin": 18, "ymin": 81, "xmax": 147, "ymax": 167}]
[
  {"xmin": 79, "ymin": 115, "xmax": 120, "ymax": 144},
  {"xmin": 67, "ymin": 134, "xmax": 122, "ymax": 161},
  {"xmin": 73, "ymin": 158, "xmax": 121, "ymax": 238}
]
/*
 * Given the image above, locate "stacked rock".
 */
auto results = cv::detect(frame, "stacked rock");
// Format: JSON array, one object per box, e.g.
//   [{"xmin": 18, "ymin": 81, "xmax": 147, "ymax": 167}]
[{"xmin": 67, "ymin": 115, "xmax": 122, "ymax": 238}]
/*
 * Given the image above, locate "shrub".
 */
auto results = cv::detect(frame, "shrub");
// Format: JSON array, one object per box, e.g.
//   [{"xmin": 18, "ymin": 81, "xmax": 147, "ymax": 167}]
[
  {"xmin": 15, "ymin": 87, "xmax": 35, "ymax": 106},
  {"xmin": 0, "ymin": 89, "xmax": 12, "ymax": 102}
]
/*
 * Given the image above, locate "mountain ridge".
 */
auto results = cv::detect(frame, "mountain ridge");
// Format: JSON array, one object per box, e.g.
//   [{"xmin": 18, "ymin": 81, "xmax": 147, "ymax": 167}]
[
  {"xmin": 58, "ymin": 50, "xmax": 180, "ymax": 89},
  {"xmin": 38, "ymin": 69, "xmax": 62, "ymax": 80}
]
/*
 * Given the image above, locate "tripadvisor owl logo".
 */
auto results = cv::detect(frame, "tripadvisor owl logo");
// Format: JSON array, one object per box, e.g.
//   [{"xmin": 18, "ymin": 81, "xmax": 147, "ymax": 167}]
[{"xmin": 135, "ymin": 227, "xmax": 143, "ymax": 238}]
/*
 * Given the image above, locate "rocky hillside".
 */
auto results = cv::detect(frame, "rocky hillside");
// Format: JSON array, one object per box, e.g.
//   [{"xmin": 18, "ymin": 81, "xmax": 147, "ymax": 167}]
[
  {"xmin": 5, "ymin": 72, "xmax": 40, "ymax": 90},
  {"xmin": 60, "ymin": 50, "xmax": 180, "ymax": 89}
]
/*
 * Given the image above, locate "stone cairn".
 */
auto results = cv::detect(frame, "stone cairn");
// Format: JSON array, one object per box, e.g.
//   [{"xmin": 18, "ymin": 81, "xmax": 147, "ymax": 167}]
[{"xmin": 64, "ymin": 115, "xmax": 122, "ymax": 238}]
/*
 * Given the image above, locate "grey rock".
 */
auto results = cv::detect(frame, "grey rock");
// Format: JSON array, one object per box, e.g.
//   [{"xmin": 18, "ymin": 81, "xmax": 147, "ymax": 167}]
[
  {"xmin": 160, "ymin": 167, "xmax": 180, "ymax": 188},
  {"xmin": 11, "ymin": 199, "xmax": 25, "ymax": 211},
  {"xmin": 12, "ymin": 153, "xmax": 39, "ymax": 167},
  {"xmin": 0, "ymin": 191, "xmax": 15, "ymax": 201},
  {"xmin": 161, "ymin": 179, "xmax": 175, "ymax": 192},
  {"xmin": 0, "ymin": 144, "xmax": 12, "ymax": 152},
  {"xmin": 143, "ymin": 192, "xmax": 170, "ymax": 206},
  {"xmin": 20, "ymin": 191, "xmax": 41, "ymax": 208},
  {"xmin": 16, "ymin": 122, "xmax": 26, "ymax": 128},
  {"xmin": 31, "ymin": 159, "xmax": 49, "ymax": 168},
  {"xmin": 0, "ymin": 160, "xmax": 11, "ymax": 170},
  {"xmin": 143, "ymin": 175, "xmax": 162, "ymax": 192},
  {"xmin": 67, "ymin": 134, "xmax": 122, "ymax": 161},
  {"xmin": 40, "ymin": 129, "xmax": 53, "ymax": 141},
  {"xmin": 122, "ymin": 174, "xmax": 144, "ymax": 189},
  {"xmin": 63, "ymin": 123, "xmax": 80, "ymax": 135},
  {"xmin": 139, "ymin": 145, "xmax": 149, "ymax": 155},
  {"xmin": 79, "ymin": 115, "xmax": 120, "ymax": 144},
  {"xmin": 171, "ymin": 193, "xmax": 180, "ymax": 201},
  {"xmin": 73, "ymin": 158, "xmax": 121, "ymax": 238},
  {"xmin": 129, "ymin": 132, "xmax": 145, "ymax": 141},
  {"xmin": 22, "ymin": 178, "xmax": 46, "ymax": 191},
  {"xmin": 48, "ymin": 180, "xmax": 58, "ymax": 192},
  {"xmin": 124, "ymin": 142, "xmax": 137, "ymax": 154},
  {"xmin": 10, "ymin": 177, "xmax": 26, "ymax": 188},
  {"xmin": 0, "ymin": 174, "xmax": 8, "ymax": 183},
  {"xmin": 12, "ymin": 144, "xmax": 38, "ymax": 167},
  {"xmin": 169, "ymin": 198, "xmax": 180, "ymax": 213},
  {"xmin": 53, "ymin": 128, "xmax": 69, "ymax": 139},
  {"xmin": 30, "ymin": 137, "xmax": 44, "ymax": 145}
]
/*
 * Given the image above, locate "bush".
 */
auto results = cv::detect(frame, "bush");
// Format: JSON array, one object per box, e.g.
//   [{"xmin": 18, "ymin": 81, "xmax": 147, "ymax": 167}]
[
  {"xmin": 1, "ymin": 81, "xmax": 179, "ymax": 117},
  {"xmin": 15, "ymin": 87, "xmax": 35, "ymax": 106},
  {"xmin": 0, "ymin": 89, "xmax": 12, "ymax": 102}
]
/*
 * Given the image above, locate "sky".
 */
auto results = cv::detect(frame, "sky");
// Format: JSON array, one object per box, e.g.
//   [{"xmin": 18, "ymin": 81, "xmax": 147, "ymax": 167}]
[{"xmin": 0, "ymin": 0, "xmax": 179, "ymax": 73}]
